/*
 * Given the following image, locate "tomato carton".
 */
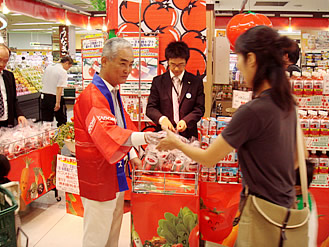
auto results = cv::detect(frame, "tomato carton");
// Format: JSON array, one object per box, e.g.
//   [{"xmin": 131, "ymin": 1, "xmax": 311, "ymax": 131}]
[
  {"xmin": 208, "ymin": 168, "xmax": 217, "ymax": 182},
  {"xmin": 208, "ymin": 118, "xmax": 217, "ymax": 136},
  {"xmin": 313, "ymin": 72, "xmax": 323, "ymax": 95},
  {"xmin": 201, "ymin": 135, "xmax": 210, "ymax": 150},
  {"xmin": 319, "ymin": 111, "xmax": 329, "ymax": 136},
  {"xmin": 200, "ymin": 167, "xmax": 208, "ymax": 182},
  {"xmin": 309, "ymin": 110, "xmax": 320, "ymax": 137},
  {"xmin": 216, "ymin": 117, "xmax": 231, "ymax": 135},
  {"xmin": 319, "ymin": 151, "xmax": 329, "ymax": 167},
  {"xmin": 292, "ymin": 72, "xmax": 303, "ymax": 96},
  {"xmin": 217, "ymin": 167, "xmax": 238, "ymax": 183},
  {"xmin": 303, "ymin": 72, "xmax": 313, "ymax": 97},
  {"xmin": 201, "ymin": 117, "xmax": 210, "ymax": 136}
]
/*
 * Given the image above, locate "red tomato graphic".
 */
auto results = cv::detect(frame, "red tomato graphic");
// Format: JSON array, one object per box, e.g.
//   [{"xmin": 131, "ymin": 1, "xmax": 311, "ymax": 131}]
[
  {"xmin": 117, "ymin": 22, "xmax": 143, "ymax": 37},
  {"xmin": 157, "ymin": 26, "xmax": 180, "ymax": 61},
  {"xmin": 143, "ymin": 2, "xmax": 178, "ymax": 31},
  {"xmin": 172, "ymin": 0, "xmax": 192, "ymax": 10},
  {"xmin": 119, "ymin": 0, "xmax": 149, "ymax": 24},
  {"xmin": 181, "ymin": 0, "xmax": 206, "ymax": 32},
  {"xmin": 188, "ymin": 225, "xmax": 199, "ymax": 247},
  {"xmin": 186, "ymin": 48, "xmax": 206, "ymax": 78},
  {"xmin": 200, "ymin": 208, "xmax": 233, "ymax": 243},
  {"xmin": 181, "ymin": 30, "xmax": 206, "ymax": 52}
]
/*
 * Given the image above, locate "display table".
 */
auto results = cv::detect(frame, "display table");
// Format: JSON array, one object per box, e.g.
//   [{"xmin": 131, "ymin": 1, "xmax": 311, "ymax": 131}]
[{"xmin": 7, "ymin": 144, "xmax": 59, "ymax": 205}]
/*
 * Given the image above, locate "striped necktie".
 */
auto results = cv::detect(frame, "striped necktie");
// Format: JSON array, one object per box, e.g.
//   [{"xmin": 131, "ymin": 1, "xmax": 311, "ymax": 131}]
[{"xmin": 0, "ymin": 84, "xmax": 4, "ymax": 117}]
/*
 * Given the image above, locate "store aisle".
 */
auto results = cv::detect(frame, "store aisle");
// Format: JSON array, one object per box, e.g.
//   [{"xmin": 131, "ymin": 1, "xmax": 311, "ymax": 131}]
[{"xmin": 19, "ymin": 190, "xmax": 131, "ymax": 247}]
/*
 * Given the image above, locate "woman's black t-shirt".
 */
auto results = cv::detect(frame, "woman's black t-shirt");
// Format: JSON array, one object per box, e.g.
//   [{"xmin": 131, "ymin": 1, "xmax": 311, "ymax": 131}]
[{"xmin": 222, "ymin": 90, "xmax": 296, "ymax": 208}]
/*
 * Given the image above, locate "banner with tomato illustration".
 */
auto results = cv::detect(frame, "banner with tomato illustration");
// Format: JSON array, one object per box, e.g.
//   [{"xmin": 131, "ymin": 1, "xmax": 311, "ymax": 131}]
[
  {"xmin": 131, "ymin": 193, "xmax": 199, "ymax": 246},
  {"xmin": 120, "ymin": 36, "xmax": 159, "ymax": 96},
  {"xmin": 81, "ymin": 37, "xmax": 104, "ymax": 88},
  {"xmin": 8, "ymin": 144, "xmax": 59, "ymax": 205},
  {"xmin": 115, "ymin": 0, "xmax": 207, "ymax": 79}
]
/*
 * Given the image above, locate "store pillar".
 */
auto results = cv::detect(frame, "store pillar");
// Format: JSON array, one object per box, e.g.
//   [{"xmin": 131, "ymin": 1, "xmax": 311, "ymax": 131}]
[{"xmin": 68, "ymin": 26, "xmax": 76, "ymax": 59}]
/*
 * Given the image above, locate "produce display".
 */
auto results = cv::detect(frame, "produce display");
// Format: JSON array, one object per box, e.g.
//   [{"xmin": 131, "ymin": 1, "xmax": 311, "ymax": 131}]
[
  {"xmin": 0, "ymin": 121, "xmax": 56, "ymax": 159},
  {"xmin": 14, "ymin": 67, "xmax": 43, "ymax": 95}
]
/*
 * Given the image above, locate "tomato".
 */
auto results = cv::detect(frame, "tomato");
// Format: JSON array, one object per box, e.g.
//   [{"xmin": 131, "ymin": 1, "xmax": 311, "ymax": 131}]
[
  {"xmin": 119, "ymin": 0, "xmax": 149, "ymax": 24},
  {"xmin": 118, "ymin": 22, "xmax": 143, "ymax": 37},
  {"xmin": 181, "ymin": 30, "xmax": 206, "ymax": 53},
  {"xmin": 172, "ymin": 0, "xmax": 193, "ymax": 10},
  {"xmin": 181, "ymin": 0, "xmax": 206, "ymax": 32},
  {"xmin": 200, "ymin": 208, "xmax": 233, "ymax": 243},
  {"xmin": 188, "ymin": 225, "xmax": 199, "ymax": 247},
  {"xmin": 185, "ymin": 48, "xmax": 206, "ymax": 79},
  {"xmin": 88, "ymin": 67, "xmax": 95, "ymax": 77},
  {"xmin": 130, "ymin": 68, "xmax": 139, "ymax": 78},
  {"xmin": 143, "ymin": 2, "xmax": 178, "ymax": 31},
  {"xmin": 157, "ymin": 26, "xmax": 180, "ymax": 61}
]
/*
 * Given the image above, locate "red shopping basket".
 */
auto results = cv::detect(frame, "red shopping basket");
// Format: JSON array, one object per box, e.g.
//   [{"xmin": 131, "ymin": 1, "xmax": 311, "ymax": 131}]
[{"xmin": 0, "ymin": 185, "xmax": 18, "ymax": 247}]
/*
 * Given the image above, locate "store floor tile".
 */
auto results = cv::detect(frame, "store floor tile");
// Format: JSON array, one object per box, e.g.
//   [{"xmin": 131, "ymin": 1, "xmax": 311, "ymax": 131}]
[{"xmin": 19, "ymin": 190, "xmax": 131, "ymax": 247}]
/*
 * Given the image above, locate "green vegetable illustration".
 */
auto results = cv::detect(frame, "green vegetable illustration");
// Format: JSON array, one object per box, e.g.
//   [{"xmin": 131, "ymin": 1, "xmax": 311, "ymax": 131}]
[{"xmin": 157, "ymin": 207, "xmax": 198, "ymax": 247}]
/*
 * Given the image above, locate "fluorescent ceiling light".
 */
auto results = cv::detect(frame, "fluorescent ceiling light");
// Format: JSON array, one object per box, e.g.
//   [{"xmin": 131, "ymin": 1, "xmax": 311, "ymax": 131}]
[
  {"xmin": 12, "ymin": 22, "xmax": 59, "ymax": 25},
  {"xmin": 278, "ymin": 30, "xmax": 301, "ymax": 35},
  {"xmin": 9, "ymin": 13, "xmax": 22, "ymax": 16},
  {"xmin": 10, "ymin": 28, "xmax": 52, "ymax": 31},
  {"xmin": 280, "ymin": 14, "xmax": 313, "ymax": 17}
]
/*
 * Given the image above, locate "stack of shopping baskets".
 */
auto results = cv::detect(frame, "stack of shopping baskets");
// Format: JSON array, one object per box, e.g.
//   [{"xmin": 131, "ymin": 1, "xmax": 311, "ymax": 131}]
[{"xmin": 0, "ymin": 185, "xmax": 18, "ymax": 247}]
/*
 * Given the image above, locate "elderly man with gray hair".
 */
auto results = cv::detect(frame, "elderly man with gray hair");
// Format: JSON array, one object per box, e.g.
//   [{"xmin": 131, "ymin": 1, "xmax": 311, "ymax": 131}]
[{"xmin": 74, "ymin": 37, "xmax": 158, "ymax": 247}]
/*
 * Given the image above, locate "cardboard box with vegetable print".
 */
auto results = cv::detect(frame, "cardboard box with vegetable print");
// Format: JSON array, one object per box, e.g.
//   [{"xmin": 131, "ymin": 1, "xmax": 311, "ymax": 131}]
[
  {"xmin": 131, "ymin": 193, "xmax": 199, "ymax": 247},
  {"xmin": 8, "ymin": 144, "xmax": 59, "ymax": 205}
]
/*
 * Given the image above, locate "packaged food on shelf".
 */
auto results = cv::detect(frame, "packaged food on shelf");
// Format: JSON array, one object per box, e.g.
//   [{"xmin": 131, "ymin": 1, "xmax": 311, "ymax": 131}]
[{"xmin": 13, "ymin": 67, "xmax": 43, "ymax": 95}]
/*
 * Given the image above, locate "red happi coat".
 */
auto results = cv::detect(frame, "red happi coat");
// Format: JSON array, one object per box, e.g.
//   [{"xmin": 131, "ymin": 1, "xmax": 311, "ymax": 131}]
[{"xmin": 74, "ymin": 82, "xmax": 137, "ymax": 201}]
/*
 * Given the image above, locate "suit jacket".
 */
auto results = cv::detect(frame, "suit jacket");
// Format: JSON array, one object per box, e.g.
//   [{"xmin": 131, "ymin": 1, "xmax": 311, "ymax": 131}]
[
  {"xmin": 2, "ymin": 70, "xmax": 24, "ymax": 127},
  {"xmin": 146, "ymin": 70, "xmax": 205, "ymax": 138}
]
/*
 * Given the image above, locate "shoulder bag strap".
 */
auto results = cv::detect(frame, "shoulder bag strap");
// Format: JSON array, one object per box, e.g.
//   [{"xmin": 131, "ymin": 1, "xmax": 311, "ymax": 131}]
[{"xmin": 296, "ymin": 109, "xmax": 309, "ymax": 208}]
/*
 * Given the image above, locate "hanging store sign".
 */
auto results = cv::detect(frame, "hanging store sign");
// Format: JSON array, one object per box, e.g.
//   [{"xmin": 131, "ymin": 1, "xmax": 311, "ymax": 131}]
[{"xmin": 59, "ymin": 25, "xmax": 69, "ymax": 57}]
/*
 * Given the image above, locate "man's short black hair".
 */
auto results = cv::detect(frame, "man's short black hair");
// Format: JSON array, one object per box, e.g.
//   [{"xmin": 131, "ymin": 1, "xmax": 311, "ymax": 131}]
[
  {"xmin": 281, "ymin": 36, "xmax": 300, "ymax": 65},
  {"xmin": 60, "ymin": 56, "xmax": 74, "ymax": 64},
  {"xmin": 165, "ymin": 41, "xmax": 190, "ymax": 62}
]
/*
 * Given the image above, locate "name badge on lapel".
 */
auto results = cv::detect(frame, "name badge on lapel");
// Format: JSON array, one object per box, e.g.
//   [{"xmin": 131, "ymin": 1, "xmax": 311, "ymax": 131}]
[{"xmin": 186, "ymin": 93, "xmax": 192, "ymax": 99}]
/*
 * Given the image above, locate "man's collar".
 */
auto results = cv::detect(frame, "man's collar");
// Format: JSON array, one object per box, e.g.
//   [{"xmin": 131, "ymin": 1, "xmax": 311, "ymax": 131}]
[
  {"xmin": 101, "ymin": 77, "xmax": 119, "ymax": 92},
  {"xmin": 169, "ymin": 70, "xmax": 185, "ymax": 82}
]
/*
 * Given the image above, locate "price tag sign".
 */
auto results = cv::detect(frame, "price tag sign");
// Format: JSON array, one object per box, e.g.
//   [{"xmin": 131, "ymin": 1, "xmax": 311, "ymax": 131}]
[
  {"xmin": 56, "ymin": 155, "xmax": 80, "ymax": 194},
  {"xmin": 232, "ymin": 90, "xmax": 252, "ymax": 109}
]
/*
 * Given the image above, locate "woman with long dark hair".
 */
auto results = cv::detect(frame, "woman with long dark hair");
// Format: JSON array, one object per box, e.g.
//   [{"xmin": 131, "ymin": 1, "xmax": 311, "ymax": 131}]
[{"xmin": 157, "ymin": 25, "xmax": 304, "ymax": 209}]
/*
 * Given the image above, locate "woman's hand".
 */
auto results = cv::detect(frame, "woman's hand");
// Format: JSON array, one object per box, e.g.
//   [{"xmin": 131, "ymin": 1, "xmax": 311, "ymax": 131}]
[{"xmin": 156, "ymin": 129, "xmax": 181, "ymax": 151}]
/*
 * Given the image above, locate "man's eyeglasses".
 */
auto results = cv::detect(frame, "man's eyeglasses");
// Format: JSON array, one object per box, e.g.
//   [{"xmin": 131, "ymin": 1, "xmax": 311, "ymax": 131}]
[{"xmin": 169, "ymin": 63, "xmax": 186, "ymax": 69}]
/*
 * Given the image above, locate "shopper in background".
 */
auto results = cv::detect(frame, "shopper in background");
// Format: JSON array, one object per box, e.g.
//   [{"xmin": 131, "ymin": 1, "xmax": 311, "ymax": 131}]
[
  {"xmin": 0, "ymin": 44, "xmax": 27, "ymax": 127},
  {"xmin": 281, "ymin": 36, "xmax": 301, "ymax": 76},
  {"xmin": 157, "ymin": 25, "xmax": 307, "ymax": 241},
  {"xmin": 74, "ymin": 37, "xmax": 158, "ymax": 247},
  {"xmin": 146, "ymin": 41, "xmax": 205, "ymax": 139},
  {"xmin": 40, "ymin": 56, "xmax": 73, "ymax": 127}
]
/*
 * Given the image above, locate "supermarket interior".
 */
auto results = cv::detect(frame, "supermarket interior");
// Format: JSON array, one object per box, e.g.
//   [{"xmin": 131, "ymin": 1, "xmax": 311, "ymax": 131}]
[{"xmin": 1, "ymin": 0, "xmax": 329, "ymax": 246}]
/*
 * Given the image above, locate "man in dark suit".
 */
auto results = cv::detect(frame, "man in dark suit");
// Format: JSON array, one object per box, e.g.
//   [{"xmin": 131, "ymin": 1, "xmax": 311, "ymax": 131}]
[
  {"xmin": 146, "ymin": 41, "xmax": 205, "ymax": 139},
  {"xmin": 0, "ymin": 44, "xmax": 27, "ymax": 127}
]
